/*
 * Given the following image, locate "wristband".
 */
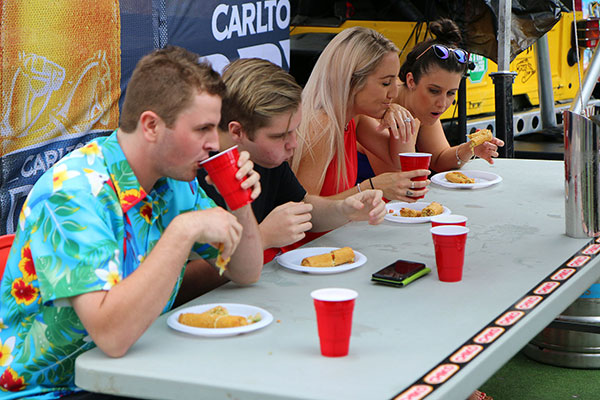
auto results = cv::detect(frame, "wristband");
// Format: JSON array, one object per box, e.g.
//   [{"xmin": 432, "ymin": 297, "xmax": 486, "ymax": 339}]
[
  {"xmin": 356, "ymin": 182, "xmax": 362, "ymax": 193},
  {"xmin": 368, "ymin": 178, "xmax": 374, "ymax": 189}
]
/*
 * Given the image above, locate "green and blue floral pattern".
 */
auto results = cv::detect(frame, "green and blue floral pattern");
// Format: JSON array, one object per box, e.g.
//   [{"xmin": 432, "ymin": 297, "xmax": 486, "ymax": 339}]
[{"xmin": 0, "ymin": 132, "xmax": 217, "ymax": 399}]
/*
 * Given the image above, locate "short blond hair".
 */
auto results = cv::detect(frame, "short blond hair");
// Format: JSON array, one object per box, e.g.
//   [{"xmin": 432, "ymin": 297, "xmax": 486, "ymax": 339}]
[{"xmin": 220, "ymin": 58, "xmax": 302, "ymax": 140}]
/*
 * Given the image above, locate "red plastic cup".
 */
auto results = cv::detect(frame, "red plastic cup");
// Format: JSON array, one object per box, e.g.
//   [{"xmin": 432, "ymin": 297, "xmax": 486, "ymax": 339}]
[
  {"xmin": 430, "ymin": 225, "xmax": 469, "ymax": 282},
  {"xmin": 199, "ymin": 146, "xmax": 252, "ymax": 210},
  {"xmin": 399, "ymin": 152, "xmax": 431, "ymax": 199},
  {"xmin": 311, "ymin": 288, "xmax": 358, "ymax": 357},
  {"xmin": 430, "ymin": 214, "xmax": 468, "ymax": 227}
]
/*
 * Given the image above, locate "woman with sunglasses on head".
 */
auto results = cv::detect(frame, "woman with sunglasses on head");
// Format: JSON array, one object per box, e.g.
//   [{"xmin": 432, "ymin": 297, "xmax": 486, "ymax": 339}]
[
  {"xmin": 291, "ymin": 26, "xmax": 431, "ymax": 203},
  {"xmin": 362, "ymin": 18, "xmax": 504, "ymax": 176}
]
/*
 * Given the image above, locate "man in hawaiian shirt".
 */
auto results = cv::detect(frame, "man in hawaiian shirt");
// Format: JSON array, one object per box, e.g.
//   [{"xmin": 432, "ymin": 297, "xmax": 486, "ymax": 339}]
[{"xmin": 0, "ymin": 46, "xmax": 263, "ymax": 399}]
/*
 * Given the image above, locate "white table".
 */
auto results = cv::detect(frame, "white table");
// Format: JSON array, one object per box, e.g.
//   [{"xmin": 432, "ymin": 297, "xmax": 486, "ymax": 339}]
[{"xmin": 75, "ymin": 159, "xmax": 600, "ymax": 400}]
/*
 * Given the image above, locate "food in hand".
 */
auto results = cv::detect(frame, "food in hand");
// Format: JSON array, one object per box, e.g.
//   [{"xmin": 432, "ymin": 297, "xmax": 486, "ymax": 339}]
[
  {"xmin": 421, "ymin": 201, "xmax": 444, "ymax": 216},
  {"xmin": 216, "ymin": 243, "xmax": 230, "ymax": 276},
  {"xmin": 467, "ymin": 129, "xmax": 493, "ymax": 149},
  {"xmin": 445, "ymin": 171, "xmax": 475, "ymax": 184},
  {"xmin": 178, "ymin": 305, "xmax": 261, "ymax": 328},
  {"xmin": 301, "ymin": 247, "xmax": 355, "ymax": 267}
]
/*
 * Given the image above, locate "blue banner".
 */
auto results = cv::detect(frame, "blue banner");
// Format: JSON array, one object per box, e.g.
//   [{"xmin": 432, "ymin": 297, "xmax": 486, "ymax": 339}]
[{"xmin": 1, "ymin": 0, "xmax": 290, "ymax": 235}]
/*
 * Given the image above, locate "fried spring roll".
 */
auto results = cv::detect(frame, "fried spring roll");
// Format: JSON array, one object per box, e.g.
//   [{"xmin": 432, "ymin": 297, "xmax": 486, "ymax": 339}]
[
  {"xmin": 467, "ymin": 129, "xmax": 493, "ymax": 148},
  {"xmin": 301, "ymin": 252, "xmax": 334, "ymax": 267},
  {"xmin": 216, "ymin": 243, "xmax": 230, "ymax": 276},
  {"xmin": 215, "ymin": 315, "xmax": 249, "ymax": 328},
  {"xmin": 178, "ymin": 306, "xmax": 250, "ymax": 328},
  {"xmin": 421, "ymin": 202, "xmax": 444, "ymax": 216},
  {"xmin": 178, "ymin": 312, "xmax": 218, "ymax": 328},
  {"xmin": 332, "ymin": 247, "xmax": 355, "ymax": 266},
  {"xmin": 400, "ymin": 208, "xmax": 421, "ymax": 218},
  {"xmin": 445, "ymin": 171, "xmax": 475, "ymax": 184}
]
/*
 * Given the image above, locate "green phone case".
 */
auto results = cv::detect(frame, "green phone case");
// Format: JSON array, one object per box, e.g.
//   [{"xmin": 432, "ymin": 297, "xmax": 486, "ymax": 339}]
[{"xmin": 371, "ymin": 267, "xmax": 431, "ymax": 287}]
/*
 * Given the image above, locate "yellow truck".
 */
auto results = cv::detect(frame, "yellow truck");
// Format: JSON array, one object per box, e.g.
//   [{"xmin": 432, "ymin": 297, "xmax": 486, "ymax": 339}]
[{"xmin": 289, "ymin": 10, "xmax": 597, "ymax": 147}]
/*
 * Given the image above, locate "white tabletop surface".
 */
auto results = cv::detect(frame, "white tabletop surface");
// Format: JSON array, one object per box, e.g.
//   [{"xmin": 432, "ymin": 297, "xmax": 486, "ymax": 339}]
[{"xmin": 75, "ymin": 159, "xmax": 600, "ymax": 400}]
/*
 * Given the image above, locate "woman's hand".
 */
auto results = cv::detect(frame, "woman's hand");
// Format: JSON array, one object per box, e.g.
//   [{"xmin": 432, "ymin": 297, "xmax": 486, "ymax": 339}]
[
  {"xmin": 377, "ymin": 104, "xmax": 420, "ymax": 143},
  {"xmin": 473, "ymin": 137, "xmax": 504, "ymax": 164},
  {"xmin": 372, "ymin": 169, "xmax": 430, "ymax": 202}
]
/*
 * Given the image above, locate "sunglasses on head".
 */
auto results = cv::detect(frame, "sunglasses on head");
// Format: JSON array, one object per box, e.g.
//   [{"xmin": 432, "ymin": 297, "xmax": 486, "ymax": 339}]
[{"xmin": 415, "ymin": 44, "xmax": 470, "ymax": 64}]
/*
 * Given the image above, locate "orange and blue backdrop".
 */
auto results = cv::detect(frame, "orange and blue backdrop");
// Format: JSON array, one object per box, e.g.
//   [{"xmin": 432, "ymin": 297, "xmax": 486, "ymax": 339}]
[{"xmin": 0, "ymin": 0, "xmax": 291, "ymax": 234}]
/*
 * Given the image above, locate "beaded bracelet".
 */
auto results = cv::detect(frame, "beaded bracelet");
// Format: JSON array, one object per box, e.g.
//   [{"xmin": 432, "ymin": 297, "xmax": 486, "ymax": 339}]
[{"xmin": 455, "ymin": 146, "xmax": 473, "ymax": 167}]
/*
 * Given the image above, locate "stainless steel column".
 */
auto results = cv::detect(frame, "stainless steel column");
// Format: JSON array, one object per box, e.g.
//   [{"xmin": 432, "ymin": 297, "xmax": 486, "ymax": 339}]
[
  {"xmin": 535, "ymin": 34, "xmax": 557, "ymax": 129},
  {"xmin": 564, "ymin": 110, "xmax": 600, "ymax": 238}
]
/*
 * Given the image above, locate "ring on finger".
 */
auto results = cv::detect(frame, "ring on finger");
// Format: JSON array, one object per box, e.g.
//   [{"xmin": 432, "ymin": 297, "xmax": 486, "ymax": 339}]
[
  {"xmin": 406, "ymin": 190, "xmax": 413, "ymax": 197},
  {"xmin": 404, "ymin": 118, "xmax": 412, "ymax": 123},
  {"xmin": 410, "ymin": 181, "xmax": 415, "ymax": 189}
]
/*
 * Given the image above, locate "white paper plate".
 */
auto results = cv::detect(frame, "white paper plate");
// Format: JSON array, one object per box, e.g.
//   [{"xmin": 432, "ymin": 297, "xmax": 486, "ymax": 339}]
[
  {"xmin": 384, "ymin": 202, "xmax": 451, "ymax": 224},
  {"xmin": 276, "ymin": 247, "xmax": 367, "ymax": 274},
  {"xmin": 167, "ymin": 303, "xmax": 273, "ymax": 337},
  {"xmin": 431, "ymin": 170, "xmax": 502, "ymax": 189}
]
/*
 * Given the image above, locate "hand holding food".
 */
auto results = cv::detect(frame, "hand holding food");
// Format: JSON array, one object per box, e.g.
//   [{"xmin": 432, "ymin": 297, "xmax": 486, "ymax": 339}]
[
  {"xmin": 178, "ymin": 305, "xmax": 261, "ymax": 328},
  {"xmin": 216, "ymin": 243, "xmax": 230, "ymax": 276},
  {"xmin": 445, "ymin": 171, "xmax": 475, "ymax": 184},
  {"xmin": 467, "ymin": 129, "xmax": 493, "ymax": 149},
  {"xmin": 301, "ymin": 247, "xmax": 355, "ymax": 267}
]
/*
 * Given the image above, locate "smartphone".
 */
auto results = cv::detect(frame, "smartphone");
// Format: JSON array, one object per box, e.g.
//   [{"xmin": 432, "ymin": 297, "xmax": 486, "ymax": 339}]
[{"xmin": 371, "ymin": 259, "xmax": 431, "ymax": 287}]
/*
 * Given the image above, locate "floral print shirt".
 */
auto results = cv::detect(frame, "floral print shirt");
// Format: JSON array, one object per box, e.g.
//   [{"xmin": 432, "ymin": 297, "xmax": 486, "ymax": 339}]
[{"xmin": 0, "ymin": 131, "xmax": 218, "ymax": 399}]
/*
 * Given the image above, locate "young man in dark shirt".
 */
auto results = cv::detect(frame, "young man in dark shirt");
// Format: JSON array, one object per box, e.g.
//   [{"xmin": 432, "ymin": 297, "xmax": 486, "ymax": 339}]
[{"xmin": 198, "ymin": 58, "xmax": 386, "ymax": 262}]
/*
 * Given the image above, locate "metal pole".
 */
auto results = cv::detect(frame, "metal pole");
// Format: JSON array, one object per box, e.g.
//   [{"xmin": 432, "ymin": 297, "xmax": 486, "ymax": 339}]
[
  {"xmin": 490, "ymin": 0, "xmax": 515, "ymax": 158},
  {"xmin": 457, "ymin": 76, "xmax": 467, "ymax": 143},
  {"xmin": 571, "ymin": 44, "xmax": 600, "ymax": 115},
  {"xmin": 535, "ymin": 34, "xmax": 558, "ymax": 129}
]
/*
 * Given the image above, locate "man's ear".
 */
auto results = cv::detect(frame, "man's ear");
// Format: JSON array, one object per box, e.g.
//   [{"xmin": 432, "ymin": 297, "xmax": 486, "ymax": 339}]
[
  {"xmin": 228, "ymin": 121, "xmax": 245, "ymax": 143},
  {"xmin": 139, "ymin": 111, "xmax": 161, "ymax": 142}
]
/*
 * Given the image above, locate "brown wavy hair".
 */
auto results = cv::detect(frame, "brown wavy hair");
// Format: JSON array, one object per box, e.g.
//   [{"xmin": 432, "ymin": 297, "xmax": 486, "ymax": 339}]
[{"xmin": 120, "ymin": 46, "xmax": 226, "ymax": 133}]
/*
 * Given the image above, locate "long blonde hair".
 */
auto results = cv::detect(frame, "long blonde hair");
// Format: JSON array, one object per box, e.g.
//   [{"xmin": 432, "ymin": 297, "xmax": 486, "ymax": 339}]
[{"xmin": 291, "ymin": 26, "xmax": 398, "ymax": 192}]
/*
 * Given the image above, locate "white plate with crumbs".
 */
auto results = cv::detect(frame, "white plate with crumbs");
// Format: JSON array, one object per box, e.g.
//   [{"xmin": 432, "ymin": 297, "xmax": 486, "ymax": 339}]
[
  {"xmin": 384, "ymin": 202, "xmax": 451, "ymax": 224},
  {"xmin": 167, "ymin": 303, "xmax": 273, "ymax": 337},
  {"xmin": 276, "ymin": 247, "xmax": 367, "ymax": 274},
  {"xmin": 431, "ymin": 170, "xmax": 502, "ymax": 189}
]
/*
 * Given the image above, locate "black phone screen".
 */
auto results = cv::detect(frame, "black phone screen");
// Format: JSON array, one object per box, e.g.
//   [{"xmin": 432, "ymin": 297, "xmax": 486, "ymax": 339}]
[{"xmin": 373, "ymin": 260, "xmax": 425, "ymax": 280}]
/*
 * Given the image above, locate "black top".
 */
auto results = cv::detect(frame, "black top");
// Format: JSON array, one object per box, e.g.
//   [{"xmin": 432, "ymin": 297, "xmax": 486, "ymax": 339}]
[{"xmin": 197, "ymin": 161, "xmax": 307, "ymax": 223}]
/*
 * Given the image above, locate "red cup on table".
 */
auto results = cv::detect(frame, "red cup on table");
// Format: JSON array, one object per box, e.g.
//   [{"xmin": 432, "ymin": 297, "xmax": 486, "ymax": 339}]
[
  {"xmin": 398, "ymin": 152, "xmax": 431, "ymax": 199},
  {"xmin": 430, "ymin": 225, "xmax": 469, "ymax": 282},
  {"xmin": 430, "ymin": 214, "xmax": 468, "ymax": 227},
  {"xmin": 311, "ymin": 288, "xmax": 358, "ymax": 357},
  {"xmin": 199, "ymin": 146, "xmax": 252, "ymax": 210}
]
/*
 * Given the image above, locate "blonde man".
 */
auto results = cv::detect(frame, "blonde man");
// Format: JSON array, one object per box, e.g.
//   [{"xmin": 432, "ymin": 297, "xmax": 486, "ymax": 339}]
[{"xmin": 198, "ymin": 58, "xmax": 386, "ymax": 262}]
